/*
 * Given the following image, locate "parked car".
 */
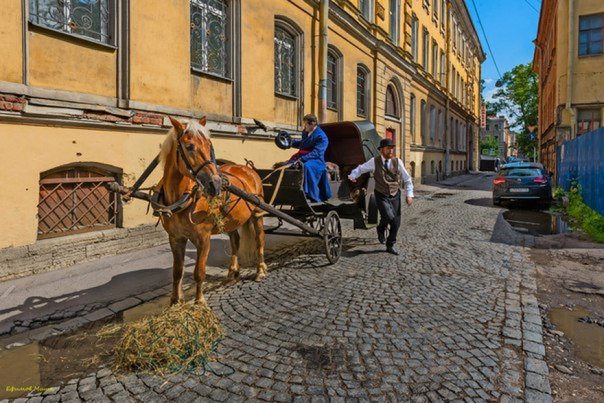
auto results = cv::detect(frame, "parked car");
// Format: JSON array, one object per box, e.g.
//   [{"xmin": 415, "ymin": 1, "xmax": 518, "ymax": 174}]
[{"xmin": 492, "ymin": 162, "xmax": 552, "ymax": 206}]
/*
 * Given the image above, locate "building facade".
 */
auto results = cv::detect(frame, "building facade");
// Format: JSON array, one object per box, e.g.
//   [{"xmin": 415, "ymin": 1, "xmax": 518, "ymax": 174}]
[
  {"xmin": 0, "ymin": 0, "xmax": 483, "ymax": 279},
  {"xmin": 533, "ymin": 0, "xmax": 604, "ymax": 176},
  {"xmin": 480, "ymin": 115, "xmax": 513, "ymax": 159}
]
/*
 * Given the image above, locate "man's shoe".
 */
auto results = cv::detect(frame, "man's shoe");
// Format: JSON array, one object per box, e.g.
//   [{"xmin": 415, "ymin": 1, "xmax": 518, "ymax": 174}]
[
  {"xmin": 386, "ymin": 246, "xmax": 399, "ymax": 255},
  {"xmin": 377, "ymin": 229, "xmax": 386, "ymax": 244}
]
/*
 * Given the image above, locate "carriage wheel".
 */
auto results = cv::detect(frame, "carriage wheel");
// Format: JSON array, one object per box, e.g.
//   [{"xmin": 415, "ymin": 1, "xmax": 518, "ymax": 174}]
[{"xmin": 322, "ymin": 211, "xmax": 342, "ymax": 264}]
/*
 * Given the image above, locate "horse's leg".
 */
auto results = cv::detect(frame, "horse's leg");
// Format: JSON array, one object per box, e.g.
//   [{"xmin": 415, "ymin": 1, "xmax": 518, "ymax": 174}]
[
  {"xmin": 252, "ymin": 212, "xmax": 268, "ymax": 281},
  {"xmin": 227, "ymin": 230, "xmax": 240, "ymax": 283},
  {"xmin": 169, "ymin": 236, "xmax": 187, "ymax": 305},
  {"xmin": 193, "ymin": 231, "xmax": 212, "ymax": 304}
]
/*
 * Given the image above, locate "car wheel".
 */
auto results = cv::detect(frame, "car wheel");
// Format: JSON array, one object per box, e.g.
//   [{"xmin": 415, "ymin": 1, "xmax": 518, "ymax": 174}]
[{"xmin": 493, "ymin": 198, "xmax": 501, "ymax": 206}]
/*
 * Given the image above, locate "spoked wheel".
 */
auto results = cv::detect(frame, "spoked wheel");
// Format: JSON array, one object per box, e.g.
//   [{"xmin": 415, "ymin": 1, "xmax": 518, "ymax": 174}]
[{"xmin": 322, "ymin": 211, "xmax": 342, "ymax": 264}]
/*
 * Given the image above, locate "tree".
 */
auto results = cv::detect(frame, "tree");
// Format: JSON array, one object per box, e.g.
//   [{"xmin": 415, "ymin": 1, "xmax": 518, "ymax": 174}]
[
  {"xmin": 487, "ymin": 62, "xmax": 539, "ymax": 160},
  {"xmin": 480, "ymin": 135, "xmax": 499, "ymax": 157}
]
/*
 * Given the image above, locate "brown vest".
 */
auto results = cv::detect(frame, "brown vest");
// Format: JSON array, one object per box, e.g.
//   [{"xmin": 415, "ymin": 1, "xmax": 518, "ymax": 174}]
[{"xmin": 374, "ymin": 157, "xmax": 401, "ymax": 196}]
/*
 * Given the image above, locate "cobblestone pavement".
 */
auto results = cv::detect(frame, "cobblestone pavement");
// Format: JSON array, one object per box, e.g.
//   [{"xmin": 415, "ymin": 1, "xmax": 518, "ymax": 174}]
[{"xmin": 7, "ymin": 175, "xmax": 552, "ymax": 402}]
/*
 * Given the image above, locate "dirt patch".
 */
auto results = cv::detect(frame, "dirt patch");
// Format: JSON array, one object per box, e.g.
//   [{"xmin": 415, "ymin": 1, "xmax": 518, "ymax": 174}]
[{"xmin": 530, "ymin": 246, "xmax": 604, "ymax": 402}]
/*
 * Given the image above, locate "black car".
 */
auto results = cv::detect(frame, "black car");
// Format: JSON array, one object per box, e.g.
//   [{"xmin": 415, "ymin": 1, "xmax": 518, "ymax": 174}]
[{"xmin": 492, "ymin": 162, "xmax": 552, "ymax": 206}]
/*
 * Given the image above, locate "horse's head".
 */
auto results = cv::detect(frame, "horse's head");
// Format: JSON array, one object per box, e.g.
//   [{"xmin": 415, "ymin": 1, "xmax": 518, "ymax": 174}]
[{"xmin": 168, "ymin": 116, "xmax": 222, "ymax": 197}]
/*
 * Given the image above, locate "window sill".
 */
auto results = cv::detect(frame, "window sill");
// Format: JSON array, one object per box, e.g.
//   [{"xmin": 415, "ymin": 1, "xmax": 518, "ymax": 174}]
[
  {"xmin": 28, "ymin": 21, "xmax": 117, "ymax": 50},
  {"xmin": 578, "ymin": 53, "xmax": 604, "ymax": 58},
  {"xmin": 275, "ymin": 92, "xmax": 299, "ymax": 101},
  {"xmin": 190, "ymin": 68, "xmax": 233, "ymax": 83},
  {"xmin": 327, "ymin": 106, "xmax": 339, "ymax": 112}
]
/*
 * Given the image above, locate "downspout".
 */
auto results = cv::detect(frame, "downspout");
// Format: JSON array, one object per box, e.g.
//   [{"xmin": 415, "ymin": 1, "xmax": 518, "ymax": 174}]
[
  {"xmin": 566, "ymin": 0, "xmax": 575, "ymax": 138},
  {"xmin": 318, "ymin": 0, "xmax": 329, "ymax": 123}
]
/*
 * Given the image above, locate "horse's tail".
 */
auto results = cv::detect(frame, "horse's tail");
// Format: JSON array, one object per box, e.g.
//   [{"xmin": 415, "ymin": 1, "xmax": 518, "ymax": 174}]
[{"xmin": 237, "ymin": 218, "xmax": 258, "ymax": 267}]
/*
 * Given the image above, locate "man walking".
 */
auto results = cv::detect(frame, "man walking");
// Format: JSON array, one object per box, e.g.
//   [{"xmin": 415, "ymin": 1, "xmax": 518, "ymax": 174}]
[{"xmin": 348, "ymin": 138, "xmax": 413, "ymax": 255}]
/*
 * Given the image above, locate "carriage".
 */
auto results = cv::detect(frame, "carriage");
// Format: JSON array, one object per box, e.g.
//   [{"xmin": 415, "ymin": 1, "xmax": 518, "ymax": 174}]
[{"xmin": 108, "ymin": 120, "xmax": 382, "ymax": 265}]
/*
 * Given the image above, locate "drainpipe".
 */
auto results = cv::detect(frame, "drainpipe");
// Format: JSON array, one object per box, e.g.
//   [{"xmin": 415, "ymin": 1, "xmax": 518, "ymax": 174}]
[
  {"xmin": 566, "ymin": 0, "xmax": 575, "ymax": 138},
  {"xmin": 318, "ymin": 0, "xmax": 329, "ymax": 123}
]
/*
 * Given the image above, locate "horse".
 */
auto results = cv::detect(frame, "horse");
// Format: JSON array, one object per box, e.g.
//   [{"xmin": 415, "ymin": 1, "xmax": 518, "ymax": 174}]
[{"xmin": 158, "ymin": 116, "xmax": 267, "ymax": 305}]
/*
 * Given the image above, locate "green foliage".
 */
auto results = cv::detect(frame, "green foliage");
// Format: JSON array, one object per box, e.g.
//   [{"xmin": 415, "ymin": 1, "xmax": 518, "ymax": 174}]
[
  {"xmin": 552, "ymin": 187, "xmax": 566, "ymax": 199},
  {"xmin": 480, "ymin": 135, "xmax": 499, "ymax": 156},
  {"xmin": 564, "ymin": 186, "xmax": 604, "ymax": 243},
  {"xmin": 514, "ymin": 132, "xmax": 538, "ymax": 160}
]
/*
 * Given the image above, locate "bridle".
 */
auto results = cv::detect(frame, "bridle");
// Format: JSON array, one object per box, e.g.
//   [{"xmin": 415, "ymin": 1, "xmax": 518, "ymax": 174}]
[{"xmin": 175, "ymin": 129, "xmax": 219, "ymax": 192}]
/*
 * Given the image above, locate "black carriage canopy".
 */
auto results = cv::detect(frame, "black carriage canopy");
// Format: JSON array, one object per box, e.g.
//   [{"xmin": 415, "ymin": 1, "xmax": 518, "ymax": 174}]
[{"xmin": 321, "ymin": 120, "xmax": 382, "ymax": 167}]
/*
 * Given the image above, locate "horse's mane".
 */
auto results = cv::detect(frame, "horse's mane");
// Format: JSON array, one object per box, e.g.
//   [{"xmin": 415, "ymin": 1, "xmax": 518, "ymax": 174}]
[{"xmin": 160, "ymin": 119, "xmax": 211, "ymax": 167}]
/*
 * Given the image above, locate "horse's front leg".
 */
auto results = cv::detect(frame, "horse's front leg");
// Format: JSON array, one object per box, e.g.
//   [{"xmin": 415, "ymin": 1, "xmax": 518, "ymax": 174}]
[
  {"xmin": 169, "ymin": 236, "xmax": 187, "ymax": 305},
  {"xmin": 193, "ymin": 231, "xmax": 212, "ymax": 304},
  {"xmin": 252, "ymin": 213, "xmax": 268, "ymax": 281}
]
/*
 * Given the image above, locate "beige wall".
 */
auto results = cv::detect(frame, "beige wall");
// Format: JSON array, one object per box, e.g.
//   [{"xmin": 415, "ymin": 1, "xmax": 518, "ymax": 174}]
[{"xmin": 0, "ymin": 1, "xmax": 22, "ymax": 84}]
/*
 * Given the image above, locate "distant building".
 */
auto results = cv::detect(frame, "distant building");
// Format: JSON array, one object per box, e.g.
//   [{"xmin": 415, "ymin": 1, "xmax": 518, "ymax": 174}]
[
  {"xmin": 533, "ymin": 0, "xmax": 604, "ymax": 176},
  {"xmin": 480, "ymin": 115, "xmax": 509, "ymax": 158}
]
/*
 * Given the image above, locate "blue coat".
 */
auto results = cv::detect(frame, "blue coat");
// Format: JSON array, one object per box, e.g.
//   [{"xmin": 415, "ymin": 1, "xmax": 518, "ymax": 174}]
[{"xmin": 288, "ymin": 126, "xmax": 333, "ymax": 202}]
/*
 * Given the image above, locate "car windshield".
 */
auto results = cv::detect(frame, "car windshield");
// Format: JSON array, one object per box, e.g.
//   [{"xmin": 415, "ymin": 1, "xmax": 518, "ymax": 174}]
[{"xmin": 499, "ymin": 168, "xmax": 543, "ymax": 177}]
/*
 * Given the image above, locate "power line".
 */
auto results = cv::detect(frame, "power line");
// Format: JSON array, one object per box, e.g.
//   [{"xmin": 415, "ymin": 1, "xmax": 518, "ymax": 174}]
[
  {"xmin": 470, "ymin": 0, "xmax": 503, "ymax": 80},
  {"xmin": 522, "ymin": 0, "xmax": 539, "ymax": 14}
]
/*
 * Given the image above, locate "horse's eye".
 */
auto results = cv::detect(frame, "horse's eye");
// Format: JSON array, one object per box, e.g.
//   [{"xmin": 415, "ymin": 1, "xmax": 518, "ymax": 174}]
[{"xmin": 185, "ymin": 143, "xmax": 195, "ymax": 152}]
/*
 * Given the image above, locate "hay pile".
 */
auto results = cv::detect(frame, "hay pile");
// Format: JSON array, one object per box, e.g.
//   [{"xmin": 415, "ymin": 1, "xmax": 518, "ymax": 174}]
[
  {"xmin": 113, "ymin": 303, "xmax": 224, "ymax": 376},
  {"xmin": 207, "ymin": 196, "xmax": 225, "ymax": 232}
]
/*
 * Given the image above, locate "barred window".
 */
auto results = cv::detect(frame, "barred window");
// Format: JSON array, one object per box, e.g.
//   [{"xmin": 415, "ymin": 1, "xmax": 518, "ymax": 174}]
[
  {"xmin": 410, "ymin": 94, "xmax": 417, "ymax": 143},
  {"xmin": 274, "ymin": 26, "xmax": 298, "ymax": 97},
  {"xmin": 191, "ymin": 0, "xmax": 229, "ymax": 78},
  {"xmin": 577, "ymin": 109, "xmax": 602, "ymax": 134},
  {"xmin": 29, "ymin": 0, "xmax": 111, "ymax": 44},
  {"xmin": 356, "ymin": 65, "xmax": 370, "ymax": 117},
  {"xmin": 359, "ymin": 0, "xmax": 374, "ymax": 22},
  {"xmin": 411, "ymin": 15, "xmax": 419, "ymax": 62},
  {"xmin": 579, "ymin": 14, "xmax": 604, "ymax": 56}
]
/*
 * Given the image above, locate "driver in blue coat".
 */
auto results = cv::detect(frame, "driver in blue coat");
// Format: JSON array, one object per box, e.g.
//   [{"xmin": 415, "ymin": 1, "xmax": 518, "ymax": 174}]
[{"xmin": 282, "ymin": 114, "xmax": 333, "ymax": 203}]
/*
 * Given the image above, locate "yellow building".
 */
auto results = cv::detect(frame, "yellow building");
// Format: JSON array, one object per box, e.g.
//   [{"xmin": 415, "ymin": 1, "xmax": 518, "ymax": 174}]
[
  {"xmin": 533, "ymin": 0, "xmax": 604, "ymax": 176},
  {"xmin": 0, "ymin": 0, "xmax": 483, "ymax": 279}
]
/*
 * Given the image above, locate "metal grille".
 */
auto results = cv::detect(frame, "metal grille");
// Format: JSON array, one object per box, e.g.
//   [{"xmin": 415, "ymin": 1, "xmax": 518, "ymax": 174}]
[
  {"xmin": 29, "ymin": 0, "xmax": 111, "ymax": 44},
  {"xmin": 191, "ymin": 0, "xmax": 228, "ymax": 77},
  {"xmin": 356, "ymin": 67, "xmax": 367, "ymax": 117},
  {"xmin": 274, "ymin": 26, "xmax": 297, "ymax": 97},
  {"xmin": 37, "ymin": 169, "xmax": 118, "ymax": 239},
  {"xmin": 327, "ymin": 52, "xmax": 338, "ymax": 109}
]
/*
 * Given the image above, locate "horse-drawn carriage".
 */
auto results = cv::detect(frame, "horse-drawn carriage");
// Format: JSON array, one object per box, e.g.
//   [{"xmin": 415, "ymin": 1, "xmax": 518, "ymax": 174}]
[{"xmin": 108, "ymin": 118, "xmax": 382, "ymax": 304}]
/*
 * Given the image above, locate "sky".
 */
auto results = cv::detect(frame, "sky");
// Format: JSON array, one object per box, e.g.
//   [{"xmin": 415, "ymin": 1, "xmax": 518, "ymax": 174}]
[{"xmin": 466, "ymin": 0, "xmax": 541, "ymax": 106}]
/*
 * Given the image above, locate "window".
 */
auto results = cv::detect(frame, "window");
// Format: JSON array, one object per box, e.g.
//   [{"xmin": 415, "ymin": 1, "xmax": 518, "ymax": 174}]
[
  {"xmin": 438, "ymin": 109, "xmax": 443, "ymax": 145},
  {"xmin": 29, "ymin": 0, "xmax": 111, "ymax": 44},
  {"xmin": 423, "ymin": 29, "xmax": 429, "ymax": 69},
  {"xmin": 37, "ymin": 164, "xmax": 121, "ymax": 239},
  {"xmin": 327, "ymin": 48, "xmax": 342, "ymax": 110},
  {"xmin": 390, "ymin": 0, "xmax": 400, "ymax": 44},
  {"xmin": 410, "ymin": 94, "xmax": 417, "ymax": 143},
  {"xmin": 420, "ymin": 100, "xmax": 427, "ymax": 144},
  {"xmin": 452, "ymin": 67, "xmax": 456, "ymax": 95},
  {"xmin": 356, "ymin": 65, "xmax": 370, "ymax": 117},
  {"xmin": 430, "ymin": 161, "xmax": 435, "ymax": 175},
  {"xmin": 440, "ymin": 50, "xmax": 445, "ymax": 85},
  {"xmin": 359, "ymin": 0, "xmax": 374, "ymax": 22},
  {"xmin": 441, "ymin": 0, "xmax": 446, "ymax": 30},
  {"xmin": 579, "ymin": 14, "xmax": 604, "ymax": 56},
  {"xmin": 431, "ymin": 41, "xmax": 438, "ymax": 77},
  {"xmin": 452, "ymin": 20, "xmax": 457, "ymax": 51},
  {"xmin": 385, "ymin": 84, "xmax": 400, "ymax": 118},
  {"xmin": 433, "ymin": 0, "xmax": 438, "ymax": 21},
  {"xmin": 411, "ymin": 15, "xmax": 419, "ymax": 62},
  {"xmin": 191, "ymin": 0, "xmax": 229, "ymax": 77},
  {"xmin": 429, "ymin": 105, "xmax": 436, "ymax": 144},
  {"xmin": 577, "ymin": 109, "xmax": 602, "ymax": 134},
  {"xmin": 274, "ymin": 22, "xmax": 300, "ymax": 97}
]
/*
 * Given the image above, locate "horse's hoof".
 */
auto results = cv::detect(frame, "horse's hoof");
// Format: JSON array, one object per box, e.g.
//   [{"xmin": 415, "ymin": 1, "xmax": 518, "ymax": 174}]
[
  {"xmin": 170, "ymin": 298, "xmax": 183, "ymax": 306},
  {"xmin": 223, "ymin": 277, "xmax": 238, "ymax": 286},
  {"xmin": 195, "ymin": 297, "xmax": 206, "ymax": 305},
  {"xmin": 254, "ymin": 273, "xmax": 267, "ymax": 282}
]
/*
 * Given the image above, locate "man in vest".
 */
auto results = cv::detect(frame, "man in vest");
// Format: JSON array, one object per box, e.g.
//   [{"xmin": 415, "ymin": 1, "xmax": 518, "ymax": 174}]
[{"xmin": 348, "ymin": 138, "xmax": 414, "ymax": 255}]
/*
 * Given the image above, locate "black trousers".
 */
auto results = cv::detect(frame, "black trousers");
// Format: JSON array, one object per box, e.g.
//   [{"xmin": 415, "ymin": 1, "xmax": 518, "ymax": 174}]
[{"xmin": 375, "ymin": 190, "xmax": 401, "ymax": 247}]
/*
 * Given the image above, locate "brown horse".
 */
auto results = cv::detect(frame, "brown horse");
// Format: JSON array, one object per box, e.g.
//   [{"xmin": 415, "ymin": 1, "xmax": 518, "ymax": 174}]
[{"xmin": 159, "ymin": 116, "xmax": 267, "ymax": 305}]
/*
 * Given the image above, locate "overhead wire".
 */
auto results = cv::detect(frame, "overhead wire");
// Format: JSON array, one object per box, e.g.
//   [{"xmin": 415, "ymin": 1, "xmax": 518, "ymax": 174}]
[
  {"xmin": 522, "ymin": 0, "xmax": 540, "ymax": 14},
  {"xmin": 470, "ymin": 0, "xmax": 503, "ymax": 81}
]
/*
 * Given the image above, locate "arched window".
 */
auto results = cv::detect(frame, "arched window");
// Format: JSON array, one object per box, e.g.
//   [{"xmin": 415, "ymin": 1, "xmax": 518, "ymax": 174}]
[
  {"xmin": 327, "ymin": 47, "xmax": 342, "ymax": 110},
  {"xmin": 37, "ymin": 163, "xmax": 122, "ymax": 239},
  {"xmin": 438, "ymin": 160, "xmax": 442, "ymax": 174},
  {"xmin": 191, "ymin": 0, "xmax": 230, "ymax": 77},
  {"xmin": 356, "ymin": 65, "xmax": 370, "ymax": 117},
  {"xmin": 429, "ymin": 105, "xmax": 436, "ymax": 144},
  {"xmin": 430, "ymin": 160, "xmax": 435, "ymax": 175},
  {"xmin": 451, "ymin": 160, "xmax": 454, "ymax": 172},
  {"xmin": 437, "ymin": 109, "xmax": 443, "ymax": 145},
  {"xmin": 385, "ymin": 84, "xmax": 400, "ymax": 119},
  {"xmin": 410, "ymin": 94, "xmax": 416, "ymax": 143},
  {"xmin": 420, "ymin": 100, "xmax": 427, "ymax": 144},
  {"xmin": 410, "ymin": 161, "xmax": 416, "ymax": 178},
  {"xmin": 421, "ymin": 161, "xmax": 426, "ymax": 178},
  {"xmin": 274, "ymin": 19, "xmax": 302, "ymax": 97}
]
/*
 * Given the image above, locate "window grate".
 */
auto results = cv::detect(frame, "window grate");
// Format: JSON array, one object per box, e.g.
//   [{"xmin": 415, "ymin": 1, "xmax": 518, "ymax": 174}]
[{"xmin": 191, "ymin": 0, "xmax": 229, "ymax": 77}]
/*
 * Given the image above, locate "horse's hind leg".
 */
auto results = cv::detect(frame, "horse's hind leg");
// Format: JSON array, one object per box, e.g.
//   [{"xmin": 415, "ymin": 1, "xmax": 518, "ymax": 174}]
[
  {"xmin": 227, "ymin": 230, "xmax": 240, "ymax": 283},
  {"xmin": 169, "ymin": 236, "xmax": 187, "ymax": 305},
  {"xmin": 252, "ymin": 212, "xmax": 267, "ymax": 281},
  {"xmin": 193, "ymin": 231, "xmax": 211, "ymax": 304}
]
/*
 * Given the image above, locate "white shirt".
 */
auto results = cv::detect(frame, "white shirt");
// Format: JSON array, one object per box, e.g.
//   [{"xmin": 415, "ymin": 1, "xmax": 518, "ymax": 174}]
[{"xmin": 349, "ymin": 157, "xmax": 414, "ymax": 198}]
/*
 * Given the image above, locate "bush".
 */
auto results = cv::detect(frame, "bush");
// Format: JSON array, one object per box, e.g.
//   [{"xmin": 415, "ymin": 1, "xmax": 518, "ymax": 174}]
[{"xmin": 566, "ymin": 186, "xmax": 604, "ymax": 243}]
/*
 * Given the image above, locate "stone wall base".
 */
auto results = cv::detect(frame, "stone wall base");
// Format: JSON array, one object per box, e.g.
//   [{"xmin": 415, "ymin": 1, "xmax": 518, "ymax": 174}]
[{"xmin": 0, "ymin": 225, "xmax": 168, "ymax": 282}]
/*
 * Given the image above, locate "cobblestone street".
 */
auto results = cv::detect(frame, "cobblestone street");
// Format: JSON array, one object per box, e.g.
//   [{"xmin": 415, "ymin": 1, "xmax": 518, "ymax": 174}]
[{"xmin": 5, "ymin": 175, "xmax": 552, "ymax": 402}]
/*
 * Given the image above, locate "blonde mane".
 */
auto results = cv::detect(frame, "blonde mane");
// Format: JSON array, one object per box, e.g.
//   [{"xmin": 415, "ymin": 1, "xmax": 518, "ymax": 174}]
[{"xmin": 160, "ymin": 119, "xmax": 211, "ymax": 167}]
